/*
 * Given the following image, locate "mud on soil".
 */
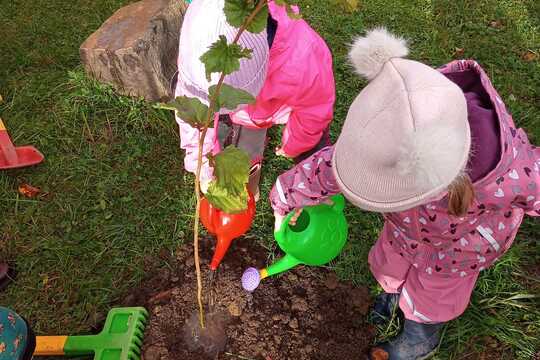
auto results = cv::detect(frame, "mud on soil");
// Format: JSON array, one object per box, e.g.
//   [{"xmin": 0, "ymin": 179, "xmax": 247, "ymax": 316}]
[{"xmin": 125, "ymin": 237, "xmax": 375, "ymax": 360}]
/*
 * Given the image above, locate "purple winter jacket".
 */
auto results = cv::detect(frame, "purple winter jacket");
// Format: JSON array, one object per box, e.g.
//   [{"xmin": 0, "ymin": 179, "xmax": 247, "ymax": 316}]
[{"xmin": 270, "ymin": 60, "xmax": 540, "ymax": 278}]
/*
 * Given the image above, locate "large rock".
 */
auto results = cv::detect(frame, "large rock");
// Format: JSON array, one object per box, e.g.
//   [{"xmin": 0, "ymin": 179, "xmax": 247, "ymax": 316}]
[{"xmin": 80, "ymin": 0, "xmax": 187, "ymax": 102}]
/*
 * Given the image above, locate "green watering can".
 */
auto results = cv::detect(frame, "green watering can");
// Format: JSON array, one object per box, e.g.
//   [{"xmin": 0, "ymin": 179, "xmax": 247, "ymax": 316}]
[{"xmin": 242, "ymin": 194, "xmax": 348, "ymax": 291}]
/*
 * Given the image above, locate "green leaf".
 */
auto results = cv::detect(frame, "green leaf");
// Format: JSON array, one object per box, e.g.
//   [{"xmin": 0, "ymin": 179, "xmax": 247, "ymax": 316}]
[
  {"xmin": 273, "ymin": 1, "xmax": 301, "ymax": 19},
  {"xmin": 155, "ymin": 96, "xmax": 210, "ymax": 128},
  {"xmin": 274, "ymin": 0, "xmax": 298, "ymax": 6},
  {"xmin": 224, "ymin": 0, "xmax": 269, "ymax": 34},
  {"xmin": 285, "ymin": 4, "xmax": 301, "ymax": 19},
  {"xmin": 205, "ymin": 145, "xmax": 250, "ymax": 213},
  {"xmin": 200, "ymin": 35, "xmax": 253, "ymax": 81},
  {"xmin": 330, "ymin": 0, "xmax": 359, "ymax": 12},
  {"xmin": 209, "ymin": 83, "xmax": 255, "ymax": 112},
  {"xmin": 210, "ymin": 145, "xmax": 250, "ymax": 193},
  {"xmin": 205, "ymin": 182, "xmax": 249, "ymax": 214}
]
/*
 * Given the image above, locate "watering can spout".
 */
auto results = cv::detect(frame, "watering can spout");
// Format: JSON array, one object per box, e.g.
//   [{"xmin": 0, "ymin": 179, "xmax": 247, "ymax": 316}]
[
  {"xmin": 201, "ymin": 193, "xmax": 256, "ymax": 270},
  {"xmin": 241, "ymin": 254, "xmax": 302, "ymax": 291},
  {"xmin": 264, "ymin": 253, "xmax": 302, "ymax": 278},
  {"xmin": 209, "ymin": 236, "xmax": 233, "ymax": 271}
]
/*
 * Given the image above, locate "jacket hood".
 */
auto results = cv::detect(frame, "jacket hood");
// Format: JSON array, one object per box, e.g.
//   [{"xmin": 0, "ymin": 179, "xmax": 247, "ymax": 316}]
[{"xmin": 438, "ymin": 60, "xmax": 521, "ymax": 207}]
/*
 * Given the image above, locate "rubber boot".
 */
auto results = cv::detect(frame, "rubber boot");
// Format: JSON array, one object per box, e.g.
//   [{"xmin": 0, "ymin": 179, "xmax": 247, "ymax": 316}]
[
  {"xmin": 370, "ymin": 292, "xmax": 400, "ymax": 325},
  {"xmin": 370, "ymin": 319, "xmax": 443, "ymax": 360}
]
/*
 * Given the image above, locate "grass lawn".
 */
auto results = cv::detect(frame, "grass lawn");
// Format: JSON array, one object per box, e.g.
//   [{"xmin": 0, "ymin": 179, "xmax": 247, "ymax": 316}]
[{"xmin": 1, "ymin": 0, "xmax": 539, "ymax": 358}]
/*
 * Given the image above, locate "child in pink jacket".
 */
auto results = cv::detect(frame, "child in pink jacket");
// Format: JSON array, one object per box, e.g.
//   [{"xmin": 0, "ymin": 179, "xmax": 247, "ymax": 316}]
[
  {"xmin": 270, "ymin": 28, "xmax": 540, "ymax": 359},
  {"xmin": 174, "ymin": 0, "xmax": 335, "ymax": 196}
]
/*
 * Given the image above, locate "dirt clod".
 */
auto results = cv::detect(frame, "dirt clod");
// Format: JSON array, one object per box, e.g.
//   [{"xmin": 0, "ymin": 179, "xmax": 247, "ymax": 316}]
[
  {"xmin": 324, "ymin": 273, "xmax": 339, "ymax": 289},
  {"xmin": 350, "ymin": 286, "xmax": 371, "ymax": 315},
  {"xmin": 227, "ymin": 301, "xmax": 242, "ymax": 317},
  {"xmin": 291, "ymin": 296, "xmax": 309, "ymax": 312},
  {"xmin": 288, "ymin": 318, "xmax": 299, "ymax": 329},
  {"xmin": 183, "ymin": 311, "xmax": 229, "ymax": 358},
  {"xmin": 144, "ymin": 345, "xmax": 165, "ymax": 360}
]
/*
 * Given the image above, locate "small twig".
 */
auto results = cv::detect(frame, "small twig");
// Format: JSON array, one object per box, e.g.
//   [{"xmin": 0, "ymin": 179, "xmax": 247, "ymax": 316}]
[
  {"xmin": 148, "ymin": 288, "xmax": 176, "ymax": 304},
  {"xmin": 193, "ymin": 127, "xmax": 209, "ymax": 329},
  {"xmin": 82, "ymin": 112, "xmax": 95, "ymax": 142},
  {"xmin": 224, "ymin": 352, "xmax": 257, "ymax": 360}
]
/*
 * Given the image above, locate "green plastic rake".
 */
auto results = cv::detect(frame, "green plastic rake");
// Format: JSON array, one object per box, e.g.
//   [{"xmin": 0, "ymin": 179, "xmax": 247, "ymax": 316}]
[{"xmin": 34, "ymin": 307, "xmax": 148, "ymax": 360}]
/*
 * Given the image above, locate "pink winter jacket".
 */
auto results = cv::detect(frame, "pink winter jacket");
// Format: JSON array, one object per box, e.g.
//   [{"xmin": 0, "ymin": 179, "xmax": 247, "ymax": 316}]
[
  {"xmin": 175, "ymin": 1, "xmax": 335, "ymax": 181},
  {"xmin": 270, "ymin": 60, "xmax": 540, "ymax": 279},
  {"xmin": 230, "ymin": 2, "xmax": 335, "ymax": 157}
]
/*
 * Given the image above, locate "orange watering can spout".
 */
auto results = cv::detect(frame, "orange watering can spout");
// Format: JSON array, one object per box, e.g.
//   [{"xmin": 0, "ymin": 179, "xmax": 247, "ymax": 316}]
[
  {"xmin": 209, "ymin": 236, "xmax": 233, "ymax": 271},
  {"xmin": 201, "ymin": 193, "xmax": 256, "ymax": 270}
]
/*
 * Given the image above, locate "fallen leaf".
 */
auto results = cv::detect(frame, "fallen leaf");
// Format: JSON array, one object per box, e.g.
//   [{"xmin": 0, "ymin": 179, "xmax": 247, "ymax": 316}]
[
  {"xmin": 370, "ymin": 347, "xmax": 390, "ymax": 360},
  {"xmin": 18, "ymin": 184, "xmax": 41, "ymax": 198},
  {"xmin": 454, "ymin": 47, "xmax": 465, "ymax": 58},
  {"xmin": 523, "ymin": 50, "xmax": 538, "ymax": 62}
]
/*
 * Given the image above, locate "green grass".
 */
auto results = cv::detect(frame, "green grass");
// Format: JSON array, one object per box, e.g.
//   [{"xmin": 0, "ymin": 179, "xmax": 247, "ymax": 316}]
[{"xmin": 1, "ymin": 0, "xmax": 539, "ymax": 359}]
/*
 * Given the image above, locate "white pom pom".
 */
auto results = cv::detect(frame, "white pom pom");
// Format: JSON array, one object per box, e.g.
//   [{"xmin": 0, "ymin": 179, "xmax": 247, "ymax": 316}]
[
  {"xmin": 397, "ymin": 125, "xmax": 468, "ymax": 190},
  {"xmin": 349, "ymin": 27, "xmax": 409, "ymax": 80}
]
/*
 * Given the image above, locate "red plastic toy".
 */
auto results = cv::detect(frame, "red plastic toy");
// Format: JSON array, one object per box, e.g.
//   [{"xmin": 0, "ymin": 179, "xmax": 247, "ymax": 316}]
[
  {"xmin": 200, "ymin": 192, "xmax": 256, "ymax": 270},
  {"xmin": 0, "ymin": 118, "xmax": 44, "ymax": 170}
]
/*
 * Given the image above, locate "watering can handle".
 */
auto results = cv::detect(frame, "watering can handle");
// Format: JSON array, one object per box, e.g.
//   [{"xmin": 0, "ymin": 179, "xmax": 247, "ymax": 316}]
[
  {"xmin": 330, "ymin": 194, "xmax": 345, "ymax": 212},
  {"xmin": 275, "ymin": 194, "xmax": 345, "ymax": 241}
]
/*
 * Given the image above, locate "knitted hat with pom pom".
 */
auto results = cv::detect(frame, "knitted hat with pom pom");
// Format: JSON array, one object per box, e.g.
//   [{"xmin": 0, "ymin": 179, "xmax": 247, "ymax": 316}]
[{"xmin": 332, "ymin": 28, "xmax": 471, "ymax": 212}]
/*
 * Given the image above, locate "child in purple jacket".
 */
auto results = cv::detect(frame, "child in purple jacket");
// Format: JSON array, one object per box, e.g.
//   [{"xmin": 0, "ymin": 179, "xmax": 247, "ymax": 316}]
[{"xmin": 270, "ymin": 28, "xmax": 540, "ymax": 359}]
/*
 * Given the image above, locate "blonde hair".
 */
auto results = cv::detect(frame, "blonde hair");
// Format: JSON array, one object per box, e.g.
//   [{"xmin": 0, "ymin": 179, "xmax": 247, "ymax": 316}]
[{"xmin": 447, "ymin": 174, "xmax": 475, "ymax": 217}]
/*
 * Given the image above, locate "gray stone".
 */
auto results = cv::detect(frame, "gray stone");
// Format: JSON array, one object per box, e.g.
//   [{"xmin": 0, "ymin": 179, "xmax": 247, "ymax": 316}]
[{"xmin": 80, "ymin": 0, "xmax": 187, "ymax": 101}]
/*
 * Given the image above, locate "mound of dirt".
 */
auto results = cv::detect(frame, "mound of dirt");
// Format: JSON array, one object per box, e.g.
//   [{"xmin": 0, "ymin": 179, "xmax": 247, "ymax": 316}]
[{"xmin": 125, "ymin": 237, "xmax": 375, "ymax": 359}]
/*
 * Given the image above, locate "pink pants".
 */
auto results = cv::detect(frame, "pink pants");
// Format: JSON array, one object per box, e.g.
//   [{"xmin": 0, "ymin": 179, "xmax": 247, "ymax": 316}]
[{"xmin": 369, "ymin": 238, "xmax": 479, "ymax": 323}]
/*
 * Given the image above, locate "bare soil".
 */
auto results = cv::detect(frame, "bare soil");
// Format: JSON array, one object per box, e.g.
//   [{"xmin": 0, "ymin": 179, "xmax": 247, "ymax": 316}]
[{"xmin": 124, "ymin": 237, "xmax": 375, "ymax": 360}]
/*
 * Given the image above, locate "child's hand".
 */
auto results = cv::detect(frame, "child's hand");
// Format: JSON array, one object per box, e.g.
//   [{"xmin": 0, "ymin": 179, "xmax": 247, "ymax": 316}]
[
  {"xmin": 275, "ymin": 147, "xmax": 291, "ymax": 158},
  {"xmin": 274, "ymin": 199, "xmax": 333, "ymax": 232},
  {"xmin": 200, "ymin": 178, "xmax": 211, "ymax": 194},
  {"xmin": 274, "ymin": 208, "xmax": 304, "ymax": 232}
]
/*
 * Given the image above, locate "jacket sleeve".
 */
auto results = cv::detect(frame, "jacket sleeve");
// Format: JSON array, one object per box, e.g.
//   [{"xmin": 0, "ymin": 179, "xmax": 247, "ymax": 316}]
[
  {"xmin": 230, "ymin": 42, "xmax": 335, "ymax": 158},
  {"xmin": 280, "ymin": 44, "xmax": 335, "ymax": 157},
  {"xmin": 270, "ymin": 146, "xmax": 340, "ymax": 215},
  {"xmin": 506, "ymin": 131, "xmax": 540, "ymax": 216}
]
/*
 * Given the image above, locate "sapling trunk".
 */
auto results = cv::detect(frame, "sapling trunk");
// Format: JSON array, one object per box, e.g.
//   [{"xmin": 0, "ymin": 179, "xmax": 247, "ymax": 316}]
[
  {"xmin": 193, "ymin": 127, "xmax": 208, "ymax": 329},
  {"xmin": 191, "ymin": 0, "xmax": 269, "ymax": 330}
]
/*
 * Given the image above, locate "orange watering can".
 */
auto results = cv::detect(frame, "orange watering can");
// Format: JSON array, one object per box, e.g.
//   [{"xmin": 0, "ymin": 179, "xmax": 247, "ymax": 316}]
[
  {"xmin": 0, "ymin": 117, "xmax": 44, "ymax": 170},
  {"xmin": 200, "ymin": 192, "xmax": 256, "ymax": 270}
]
